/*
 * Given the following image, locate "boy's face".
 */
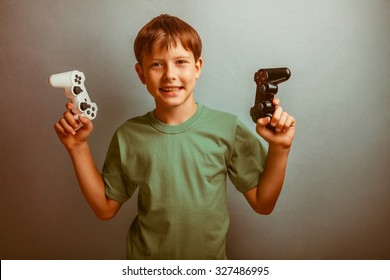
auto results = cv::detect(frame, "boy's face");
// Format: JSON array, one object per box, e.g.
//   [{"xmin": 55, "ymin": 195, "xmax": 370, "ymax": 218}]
[{"xmin": 135, "ymin": 41, "xmax": 203, "ymax": 111}]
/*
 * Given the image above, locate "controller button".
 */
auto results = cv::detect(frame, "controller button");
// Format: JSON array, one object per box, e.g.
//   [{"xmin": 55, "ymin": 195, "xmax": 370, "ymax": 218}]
[
  {"xmin": 80, "ymin": 102, "xmax": 89, "ymax": 111},
  {"xmin": 74, "ymin": 75, "xmax": 82, "ymax": 84},
  {"xmin": 73, "ymin": 86, "xmax": 83, "ymax": 95},
  {"xmin": 92, "ymin": 107, "xmax": 95, "ymax": 111},
  {"xmin": 87, "ymin": 110, "xmax": 91, "ymax": 115}
]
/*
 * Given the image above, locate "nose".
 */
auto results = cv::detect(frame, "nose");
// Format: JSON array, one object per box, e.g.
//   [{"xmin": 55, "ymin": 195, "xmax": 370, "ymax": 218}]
[{"xmin": 163, "ymin": 63, "xmax": 176, "ymax": 80}]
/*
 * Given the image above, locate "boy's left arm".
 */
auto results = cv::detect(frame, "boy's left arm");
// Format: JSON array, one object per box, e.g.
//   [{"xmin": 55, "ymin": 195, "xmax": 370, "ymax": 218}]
[{"xmin": 243, "ymin": 98, "xmax": 296, "ymax": 215}]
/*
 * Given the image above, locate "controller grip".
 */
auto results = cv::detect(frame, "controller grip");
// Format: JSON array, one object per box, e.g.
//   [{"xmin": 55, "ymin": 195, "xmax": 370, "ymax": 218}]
[
  {"xmin": 250, "ymin": 106, "xmax": 276, "ymax": 130},
  {"xmin": 49, "ymin": 71, "xmax": 75, "ymax": 88},
  {"xmin": 266, "ymin": 122, "xmax": 276, "ymax": 131}
]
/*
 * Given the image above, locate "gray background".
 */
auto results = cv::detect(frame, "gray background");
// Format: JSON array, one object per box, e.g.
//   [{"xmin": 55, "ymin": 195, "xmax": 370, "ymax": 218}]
[{"xmin": 1, "ymin": 0, "xmax": 389, "ymax": 259}]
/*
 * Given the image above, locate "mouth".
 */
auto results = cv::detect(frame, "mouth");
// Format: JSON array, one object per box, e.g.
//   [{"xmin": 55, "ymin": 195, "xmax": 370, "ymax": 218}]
[{"xmin": 159, "ymin": 86, "xmax": 183, "ymax": 93}]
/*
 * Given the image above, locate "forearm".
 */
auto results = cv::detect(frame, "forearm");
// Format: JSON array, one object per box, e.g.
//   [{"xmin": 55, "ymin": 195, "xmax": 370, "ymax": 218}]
[
  {"xmin": 254, "ymin": 145, "xmax": 290, "ymax": 214},
  {"xmin": 68, "ymin": 143, "xmax": 118, "ymax": 219},
  {"xmin": 247, "ymin": 98, "xmax": 295, "ymax": 214}
]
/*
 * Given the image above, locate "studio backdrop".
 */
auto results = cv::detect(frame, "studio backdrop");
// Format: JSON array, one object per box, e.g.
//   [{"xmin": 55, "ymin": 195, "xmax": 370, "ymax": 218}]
[{"xmin": 0, "ymin": 0, "xmax": 389, "ymax": 259}]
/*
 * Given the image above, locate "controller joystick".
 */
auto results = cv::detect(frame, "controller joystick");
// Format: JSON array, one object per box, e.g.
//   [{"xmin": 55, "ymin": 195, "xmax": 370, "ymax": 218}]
[
  {"xmin": 250, "ymin": 67, "xmax": 291, "ymax": 130},
  {"xmin": 49, "ymin": 70, "xmax": 98, "ymax": 121}
]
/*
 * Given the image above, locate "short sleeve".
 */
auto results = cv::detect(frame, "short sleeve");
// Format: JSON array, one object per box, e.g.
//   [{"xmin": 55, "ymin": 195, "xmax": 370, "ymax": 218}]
[
  {"xmin": 102, "ymin": 130, "xmax": 138, "ymax": 203},
  {"xmin": 227, "ymin": 119, "xmax": 267, "ymax": 193}
]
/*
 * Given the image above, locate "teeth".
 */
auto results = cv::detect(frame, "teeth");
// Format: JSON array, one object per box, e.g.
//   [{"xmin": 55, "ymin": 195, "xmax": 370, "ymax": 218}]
[{"xmin": 161, "ymin": 87, "xmax": 181, "ymax": 92}]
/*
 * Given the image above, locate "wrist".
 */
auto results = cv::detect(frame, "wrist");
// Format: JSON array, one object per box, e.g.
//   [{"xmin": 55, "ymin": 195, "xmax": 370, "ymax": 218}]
[
  {"xmin": 268, "ymin": 143, "xmax": 291, "ymax": 155},
  {"xmin": 67, "ymin": 141, "xmax": 90, "ymax": 157}
]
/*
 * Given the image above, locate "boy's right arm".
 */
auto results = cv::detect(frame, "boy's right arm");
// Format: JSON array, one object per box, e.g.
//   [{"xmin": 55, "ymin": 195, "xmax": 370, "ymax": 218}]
[{"xmin": 54, "ymin": 103, "xmax": 122, "ymax": 220}]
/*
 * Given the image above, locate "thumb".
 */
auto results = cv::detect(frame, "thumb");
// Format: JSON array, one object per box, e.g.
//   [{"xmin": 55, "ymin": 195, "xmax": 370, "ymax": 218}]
[
  {"xmin": 78, "ymin": 115, "xmax": 93, "ymax": 129},
  {"xmin": 257, "ymin": 116, "xmax": 271, "ymax": 127}
]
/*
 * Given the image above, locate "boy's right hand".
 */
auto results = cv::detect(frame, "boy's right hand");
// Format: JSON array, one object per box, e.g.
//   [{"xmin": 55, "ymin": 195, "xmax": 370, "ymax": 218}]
[{"xmin": 54, "ymin": 102, "xmax": 93, "ymax": 151}]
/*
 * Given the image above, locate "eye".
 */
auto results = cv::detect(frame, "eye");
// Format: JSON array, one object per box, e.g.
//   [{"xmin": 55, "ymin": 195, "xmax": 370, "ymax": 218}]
[
  {"xmin": 151, "ymin": 62, "xmax": 163, "ymax": 68},
  {"xmin": 176, "ymin": 60, "xmax": 188, "ymax": 65}
]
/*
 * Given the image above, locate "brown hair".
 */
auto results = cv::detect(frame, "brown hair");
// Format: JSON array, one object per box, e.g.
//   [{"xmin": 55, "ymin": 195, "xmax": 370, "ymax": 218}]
[{"xmin": 134, "ymin": 14, "xmax": 202, "ymax": 64}]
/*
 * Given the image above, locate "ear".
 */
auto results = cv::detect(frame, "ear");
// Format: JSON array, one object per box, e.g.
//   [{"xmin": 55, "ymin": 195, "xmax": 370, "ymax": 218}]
[
  {"xmin": 135, "ymin": 63, "xmax": 146, "ymax": 84},
  {"xmin": 195, "ymin": 57, "xmax": 203, "ymax": 79}
]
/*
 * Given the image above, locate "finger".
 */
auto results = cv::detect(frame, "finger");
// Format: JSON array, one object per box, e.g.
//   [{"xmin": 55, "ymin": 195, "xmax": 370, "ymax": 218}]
[
  {"xmin": 59, "ymin": 117, "xmax": 76, "ymax": 136},
  {"xmin": 284, "ymin": 116, "xmax": 296, "ymax": 130},
  {"xmin": 272, "ymin": 98, "xmax": 280, "ymax": 106},
  {"xmin": 54, "ymin": 121, "xmax": 68, "ymax": 136},
  {"xmin": 276, "ymin": 112, "xmax": 289, "ymax": 132},
  {"xmin": 63, "ymin": 111, "xmax": 79, "ymax": 129},
  {"xmin": 66, "ymin": 102, "xmax": 73, "ymax": 111},
  {"xmin": 270, "ymin": 106, "xmax": 283, "ymax": 127}
]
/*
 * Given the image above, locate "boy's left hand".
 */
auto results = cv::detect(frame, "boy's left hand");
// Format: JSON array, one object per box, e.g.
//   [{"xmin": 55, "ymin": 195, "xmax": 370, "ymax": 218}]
[{"xmin": 256, "ymin": 98, "xmax": 296, "ymax": 149}]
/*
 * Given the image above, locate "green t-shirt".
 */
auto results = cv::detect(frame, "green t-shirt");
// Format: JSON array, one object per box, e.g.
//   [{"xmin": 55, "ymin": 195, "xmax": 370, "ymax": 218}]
[{"xmin": 102, "ymin": 104, "xmax": 267, "ymax": 259}]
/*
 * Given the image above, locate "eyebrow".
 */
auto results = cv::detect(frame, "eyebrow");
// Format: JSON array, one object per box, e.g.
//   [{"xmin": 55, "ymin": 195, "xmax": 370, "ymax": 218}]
[{"xmin": 150, "ymin": 55, "xmax": 193, "ymax": 61}]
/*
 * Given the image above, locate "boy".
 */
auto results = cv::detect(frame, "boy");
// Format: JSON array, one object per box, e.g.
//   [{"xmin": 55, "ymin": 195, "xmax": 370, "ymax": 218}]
[{"xmin": 54, "ymin": 14, "xmax": 295, "ymax": 259}]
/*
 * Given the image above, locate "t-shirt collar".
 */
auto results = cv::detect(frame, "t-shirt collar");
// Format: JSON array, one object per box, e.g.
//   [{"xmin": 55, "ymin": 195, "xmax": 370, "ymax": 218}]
[{"xmin": 147, "ymin": 103, "xmax": 204, "ymax": 134}]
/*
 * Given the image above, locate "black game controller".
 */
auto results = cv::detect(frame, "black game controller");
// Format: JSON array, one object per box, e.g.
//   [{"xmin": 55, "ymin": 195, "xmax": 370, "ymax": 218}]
[{"xmin": 250, "ymin": 67, "xmax": 291, "ymax": 130}]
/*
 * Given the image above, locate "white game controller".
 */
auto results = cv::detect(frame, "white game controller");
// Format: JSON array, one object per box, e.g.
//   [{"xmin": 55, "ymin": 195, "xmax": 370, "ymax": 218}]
[{"xmin": 49, "ymin": 70, "xmax": 98, "ymax": 121}]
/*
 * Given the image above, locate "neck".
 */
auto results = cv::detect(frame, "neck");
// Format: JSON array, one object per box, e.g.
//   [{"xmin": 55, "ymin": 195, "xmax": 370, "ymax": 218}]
[{"xmin": 154, "ymin": 99, "xmax": 197, "ymax": 125}]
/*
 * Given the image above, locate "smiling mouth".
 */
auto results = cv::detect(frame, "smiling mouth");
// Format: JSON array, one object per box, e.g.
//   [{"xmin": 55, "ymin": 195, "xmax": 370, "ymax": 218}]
[{"xmin": 160, "ymin": 87, "xmax": 183, "ymax": 93}]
